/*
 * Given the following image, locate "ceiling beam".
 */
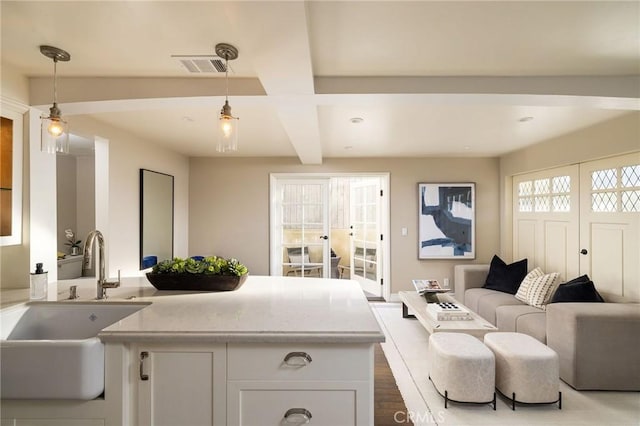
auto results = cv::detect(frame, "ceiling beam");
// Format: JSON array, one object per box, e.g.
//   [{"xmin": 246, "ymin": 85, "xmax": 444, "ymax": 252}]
[{"xmin": 223, "ymin": 1, "xmax": 323, "ymax": 164}]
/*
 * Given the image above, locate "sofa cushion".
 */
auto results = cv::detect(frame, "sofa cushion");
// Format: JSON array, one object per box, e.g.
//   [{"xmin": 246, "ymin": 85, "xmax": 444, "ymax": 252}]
[
  {"xmin": 482, "ymin": 255, "xmax": 528, "ymax": 295},
  {"xmin": 464, "ymin": 288, "xmax": 500, "ymax": 313},
  {"xmin": 495, "ymin": 304, "xmax": 544, "ymax": 332},
  {"xmin": 469, "ymin": 291, "xmax": 525, "ymax": 326},
  {"xmin": 550, "ymin": 277, "xmax": 604, "ymax": 304},
  {"xmin": 515, "ymin": 311, "xmax": 547, "ymax": 344}
]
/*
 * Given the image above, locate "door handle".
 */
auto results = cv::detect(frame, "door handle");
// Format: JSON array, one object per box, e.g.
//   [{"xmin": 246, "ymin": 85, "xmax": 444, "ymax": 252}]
[
  {"xmin": 319, "ymin": 235, "xmax": 328, "ymax": 240},
  {"xmin": 139, "ymin": 351, "xmax": 149, "ymax": 381},
  {"xmin": 284, "ymin": 408, "xmax": 312, "ymax": 423},
  {"xmin": 580, "ymin": 249, "xmax": 588, "ymax": 255}
]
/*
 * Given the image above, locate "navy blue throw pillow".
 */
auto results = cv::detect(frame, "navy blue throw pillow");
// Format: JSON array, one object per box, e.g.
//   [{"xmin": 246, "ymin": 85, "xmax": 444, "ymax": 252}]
[
  {"xmin": 551, "ymin": 276, "xmax": 605, "ymax": 303},
  {"xmin": 482, "ymin": 255, "xmax": 528, "ymax": 295}
]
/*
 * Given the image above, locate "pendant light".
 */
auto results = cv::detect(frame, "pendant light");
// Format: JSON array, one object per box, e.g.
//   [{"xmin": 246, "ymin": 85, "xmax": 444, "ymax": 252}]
[
  {"xmin": 215, "ymin": 43, "xmax": 239, "ymax": 152},
  {"xmin": 39, "ymin": 45, "xmax": 71, "ymax": 154}
]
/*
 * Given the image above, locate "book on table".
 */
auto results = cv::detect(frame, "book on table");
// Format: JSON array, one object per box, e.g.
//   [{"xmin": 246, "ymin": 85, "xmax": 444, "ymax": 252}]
[{"xmin": 412, "ymin": 279, "xmax": 450, "ymax": 295}]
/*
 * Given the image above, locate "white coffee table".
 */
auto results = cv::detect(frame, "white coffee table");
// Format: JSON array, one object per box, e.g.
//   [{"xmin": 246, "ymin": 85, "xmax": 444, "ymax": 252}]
[{"xmin": 399, "ymin": 291, "xmax": 497, "ymax": 339}]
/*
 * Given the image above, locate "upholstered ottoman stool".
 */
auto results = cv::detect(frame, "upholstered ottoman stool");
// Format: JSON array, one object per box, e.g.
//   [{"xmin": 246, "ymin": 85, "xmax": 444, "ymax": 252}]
[
  {"xmin": 428, "ymin": 333, "xmax": 496, "ymax": 409},
  {"xmin": 484, "ymin": 332, "xmax": 561, "ymax": 410}
]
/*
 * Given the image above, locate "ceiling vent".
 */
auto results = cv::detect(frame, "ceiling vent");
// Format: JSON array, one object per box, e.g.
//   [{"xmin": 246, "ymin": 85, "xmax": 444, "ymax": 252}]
[{"xmin": 171, "ymin": 55, "xmax": 233, "ymax": 74}]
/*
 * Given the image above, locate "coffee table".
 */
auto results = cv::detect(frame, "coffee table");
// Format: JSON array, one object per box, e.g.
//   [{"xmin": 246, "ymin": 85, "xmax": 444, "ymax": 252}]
[{"xmin": 399, "ymin": 291, "xmax": 497, "ymax": 339}]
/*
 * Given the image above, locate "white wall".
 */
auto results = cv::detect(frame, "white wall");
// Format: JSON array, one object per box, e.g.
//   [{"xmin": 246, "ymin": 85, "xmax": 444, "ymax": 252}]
[
  {"xmin": 68, "ymin": 115, "xmax": 189, "ymax": 278},
  {"xmin": 189, "ymin": 157, "xmax": 500, "ymax": 294}
]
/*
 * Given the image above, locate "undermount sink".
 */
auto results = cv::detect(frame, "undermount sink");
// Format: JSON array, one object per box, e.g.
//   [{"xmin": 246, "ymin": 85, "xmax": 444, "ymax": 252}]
[{"xmin": 0, "ymin": 301, "xmax": 149, "ymax": 400}]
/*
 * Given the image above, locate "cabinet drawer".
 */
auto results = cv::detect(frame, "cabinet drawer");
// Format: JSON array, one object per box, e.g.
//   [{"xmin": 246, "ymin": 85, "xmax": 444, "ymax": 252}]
[
  {"xmin": 228, "ymin": 343, "xmax": 372, "ymax": 381},
  {"xmin": 236, "ymin": 389, "xmax": 355, "ymax": 426}
]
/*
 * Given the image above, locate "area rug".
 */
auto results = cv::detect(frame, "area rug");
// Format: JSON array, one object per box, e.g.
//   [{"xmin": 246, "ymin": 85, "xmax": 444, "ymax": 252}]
[{"xmin": 375, "ymin": 343, "xmax": 414, "ymax": 426}]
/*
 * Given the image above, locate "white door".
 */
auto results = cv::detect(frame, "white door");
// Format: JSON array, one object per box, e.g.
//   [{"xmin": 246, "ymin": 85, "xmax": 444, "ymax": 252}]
[
  {"xmin": 579, "ymin": 153, "xmax": 640, "ymax": 301},
  {"xmin": 272, "ymin": 179, "xmax": 330, "ymax": 277},
  {"xmin": 512, "ymin": 165, "xmax": 580, "ymax": 280},
  {"xmin": 349, "ymin": 178, "xmax": 382, "ymax": 297}
]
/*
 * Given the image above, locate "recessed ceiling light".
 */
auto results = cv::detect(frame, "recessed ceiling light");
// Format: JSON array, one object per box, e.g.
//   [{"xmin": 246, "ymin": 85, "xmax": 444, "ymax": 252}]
[
  {"xmin": 182, "ymin": 116, "xmax": 194, "ymax": 122},
  {"xmin": 344, "ymin": 146, "xmax": 353, "ymax": 150},
  {"xmin": 518, "ymin": 116, "xmax": 534, "ymax": 122},
  {"xmin": 350, "ymin": 117, "xmax": 364, "ymax": 124},
  {"xmin": 464, "ymin": 146, "xmax": 471, "ymax": 150}
]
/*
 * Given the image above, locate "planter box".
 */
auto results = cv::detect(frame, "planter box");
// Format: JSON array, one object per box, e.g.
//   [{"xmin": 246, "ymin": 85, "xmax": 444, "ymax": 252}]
[{"xmin": 146, "ymin": 273, "xmax": 248, "ymax": 292}]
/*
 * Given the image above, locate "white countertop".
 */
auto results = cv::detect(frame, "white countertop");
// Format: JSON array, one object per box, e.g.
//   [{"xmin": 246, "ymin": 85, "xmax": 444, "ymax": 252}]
[{"xmin": 2, "ymin": 275, "xmax": 385, "ymax": 344}]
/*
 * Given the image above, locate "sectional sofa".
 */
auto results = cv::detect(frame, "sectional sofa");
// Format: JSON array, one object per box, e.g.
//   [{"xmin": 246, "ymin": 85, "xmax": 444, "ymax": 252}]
[{"xmin": 454, "ymin": 264, "xmax": 640, "ymax": 391}]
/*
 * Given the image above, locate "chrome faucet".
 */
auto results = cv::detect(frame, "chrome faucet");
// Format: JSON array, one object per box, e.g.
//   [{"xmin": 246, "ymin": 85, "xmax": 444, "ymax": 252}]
[{"xmin": 83, "ymin": 230, "xmax": 120, "ymax": 299}]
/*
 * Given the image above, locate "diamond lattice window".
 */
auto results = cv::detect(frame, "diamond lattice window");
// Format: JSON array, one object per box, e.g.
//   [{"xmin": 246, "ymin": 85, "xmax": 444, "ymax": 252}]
[
  {"xmin": 552, "ymin": 176, "xmax": 570, "ymax": 194},
  {"xmin": 534, "ymin": 179, "xmax": 550, "ymax": 195},
  {"xmin": 518, "ymin": 175, "xmax": 572, "ymax": 213},
  {"xmin": 519, "ymin": 181, "xmax": 532, "ymax": 197},
  {"xmin": 552, "ymin": 195, "xmax": 571, "ymax": 212},
  {"xmin": 535, "ymin": 196, "xmax": 550, "ymax": 212},
  {"xmin": 592, "ymin": 169, "xmax": 617, "ymax": 190},
  {"xmin": 590, "ymin": 164, "xmax": 639, "ymax": 213},
  {"xmin": 621, "ymin": 165, "xmax": 640, "ymax": 188},
  {"xmin": 592, "ymin": 192, "xmax": 617, "ymax": 213},
  {"xmin": 622, "ymin": 190, "xmax": 640, "ymax": 213},
  {"xmin": 519, "ymin": 197, "xmax": 533, "ymax": 212}
]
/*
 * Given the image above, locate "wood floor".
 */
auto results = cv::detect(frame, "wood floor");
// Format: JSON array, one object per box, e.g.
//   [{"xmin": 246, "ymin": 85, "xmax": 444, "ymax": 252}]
[{"xmin": 374, "ymin": 344, "xmax": 414, "ymax": 426}]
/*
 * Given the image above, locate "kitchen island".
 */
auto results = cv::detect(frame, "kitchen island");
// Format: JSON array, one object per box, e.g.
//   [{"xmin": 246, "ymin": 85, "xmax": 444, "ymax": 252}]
[{"xmin": 1, "ymin": 275, "xmax": 384, "ymax": 426}]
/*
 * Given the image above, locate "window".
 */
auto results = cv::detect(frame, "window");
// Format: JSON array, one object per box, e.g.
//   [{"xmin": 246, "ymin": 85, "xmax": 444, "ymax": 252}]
[
  {"xmin": 592, "ymin": 164, "xmax": 640, "ymax": 213},
  {"xmin": 518, "ymin": 175, "xmax": 570, "ymax": 213}
]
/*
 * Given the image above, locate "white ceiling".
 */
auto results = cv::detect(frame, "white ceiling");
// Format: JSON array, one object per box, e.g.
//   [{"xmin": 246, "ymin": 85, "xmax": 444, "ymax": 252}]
[{"xmin": 2, "ymin": 1, "xmax": 639, "ymax": 163}]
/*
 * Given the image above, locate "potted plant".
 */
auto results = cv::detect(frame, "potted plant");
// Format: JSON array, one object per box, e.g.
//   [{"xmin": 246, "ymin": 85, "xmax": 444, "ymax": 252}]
[
  {"xmin": 146, "ymin": 256, "xmax": 249, "ymax": 291},
  {"xmin": 64, "ymin": 229, "xmax": 82, "ymax": 255}
]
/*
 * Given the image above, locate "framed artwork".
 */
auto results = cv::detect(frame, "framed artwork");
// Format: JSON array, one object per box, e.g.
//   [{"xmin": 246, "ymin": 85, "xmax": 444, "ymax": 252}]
[{"xmin": 418, "ymin": 183, "xmax": 475, "ymax": 259}]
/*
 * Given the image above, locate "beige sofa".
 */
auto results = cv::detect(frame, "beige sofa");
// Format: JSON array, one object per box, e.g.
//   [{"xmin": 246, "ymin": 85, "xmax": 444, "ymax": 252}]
[{"xmin": 454, "ymin": 264, "xmax": 640, "ymax": 391}]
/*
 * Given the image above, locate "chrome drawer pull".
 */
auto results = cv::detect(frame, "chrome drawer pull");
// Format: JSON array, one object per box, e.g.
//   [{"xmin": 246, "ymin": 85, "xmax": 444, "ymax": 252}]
[
  {"xmin": 284, "ymin": 351, "xmax": 312, "ymax": 366},
  {"xmin": 284, "ymin": 408, "xmax": 312, "ymax": 424},
  {"xmin": 139, "ymin": 351, "xmax": 149, "ymax": 381}
]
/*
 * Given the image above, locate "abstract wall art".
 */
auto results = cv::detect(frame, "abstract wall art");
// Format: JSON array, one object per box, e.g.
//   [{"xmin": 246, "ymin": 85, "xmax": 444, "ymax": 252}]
[{"xmin": 418, "ymin": 183, "xmax": 475, "ymax": 259}]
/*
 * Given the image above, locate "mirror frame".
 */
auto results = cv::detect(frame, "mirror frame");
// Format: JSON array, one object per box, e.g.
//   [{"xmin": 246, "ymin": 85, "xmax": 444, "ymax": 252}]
[
  {"xmin": 0, "ymin": 98, "xmax": 27, "ymax": 246},
  {"xmin": 139, "ymin": 168, "xmax": 174, "ymax": 269}
]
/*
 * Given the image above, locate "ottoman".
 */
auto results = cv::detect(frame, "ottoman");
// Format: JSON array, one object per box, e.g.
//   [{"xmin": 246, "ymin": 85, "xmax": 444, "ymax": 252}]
[
  {"xmin": 484, "ymin": 332, "xmax": 561, "ymax": 410},
  {"xmin": 428, "ymin": 333, "xmax": 496, "ymax": 409}
]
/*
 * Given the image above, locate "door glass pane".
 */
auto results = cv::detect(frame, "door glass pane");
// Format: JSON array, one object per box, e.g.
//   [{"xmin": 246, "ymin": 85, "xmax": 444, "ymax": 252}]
[
  {"xmin": 622, "ymin": 190, "xmax": 640, "ymax": 212},
  {"xmin": 621, "ymin": 165, "xmax": 640, "ymax": 188},
  {"xmin": 279, "ymin": 181, "xmax": 327, "ymax": 277},
  {"xmin": 592, "ymin": 192, "xmax": 617, "ymax": 212},
  {"xmin": 592, "ymin": 169, "xmax": 617, "ymax": 190}
]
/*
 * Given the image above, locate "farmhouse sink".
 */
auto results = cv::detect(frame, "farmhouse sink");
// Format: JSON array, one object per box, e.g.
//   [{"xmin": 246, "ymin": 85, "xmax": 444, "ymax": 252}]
[{"xmin": 0, "ymin": 301, "xmax": 149, "ymax": 400}]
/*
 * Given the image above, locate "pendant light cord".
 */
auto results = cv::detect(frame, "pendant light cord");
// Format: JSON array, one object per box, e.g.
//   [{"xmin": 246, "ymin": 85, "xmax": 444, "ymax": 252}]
[
  {"xmin": 225, "ymin": 55, "xmax": 229, "ymax": 103},
  {"xmin": 52, "ymin": 58, "xmax": 58, "ymax": 105}
]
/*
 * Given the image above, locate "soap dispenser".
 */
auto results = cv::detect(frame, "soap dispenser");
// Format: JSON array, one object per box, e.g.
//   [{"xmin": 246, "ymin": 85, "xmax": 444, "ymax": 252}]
[{"xmin": 30, "ymin": 262, "xmax": 48, "ymax": 300}]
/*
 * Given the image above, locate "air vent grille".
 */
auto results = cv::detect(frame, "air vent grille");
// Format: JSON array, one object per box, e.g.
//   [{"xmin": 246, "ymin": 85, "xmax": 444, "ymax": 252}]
[{"xmin": 171, "ymin": 55, "xmax": 231, "ymax": 74}]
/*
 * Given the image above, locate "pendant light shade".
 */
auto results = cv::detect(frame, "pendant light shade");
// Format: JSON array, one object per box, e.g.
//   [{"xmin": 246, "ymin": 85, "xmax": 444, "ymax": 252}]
[
  {"xmin": 39, "ymin": 45, "xmax": 71, "ymax": 154},
  {"xmin": 215, "ymin": 43, "xmax": 239, "ymax": 153}
]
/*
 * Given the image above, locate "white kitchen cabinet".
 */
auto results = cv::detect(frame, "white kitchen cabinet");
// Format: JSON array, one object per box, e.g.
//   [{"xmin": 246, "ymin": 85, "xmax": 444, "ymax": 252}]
[
  {"xmin": 135, "ymin": 344, "xmax": 226, "ymax": 426},
  {"xmin": 227, "ymin": 343, "xmax": 374, "ymax": 426}
]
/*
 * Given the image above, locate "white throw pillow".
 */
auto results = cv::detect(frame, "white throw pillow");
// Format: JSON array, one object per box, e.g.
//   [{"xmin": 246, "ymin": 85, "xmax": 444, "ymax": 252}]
[
  {"xmin": 525, "ymin": 272, "xmax": 560, "ymax": 310},
  {"xmin": 515, "ymin": 267, "xmax": 544, "ymax": 303}
]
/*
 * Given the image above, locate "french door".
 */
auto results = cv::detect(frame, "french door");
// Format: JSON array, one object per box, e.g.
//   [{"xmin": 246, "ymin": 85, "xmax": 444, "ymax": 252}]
[
  {"xmin": 349, "ymin": 178, "xmax": 383, "ymax": 297},
  {"xmin": 270, "ymin": 173, "xmax": 390, "ymax": 300}
]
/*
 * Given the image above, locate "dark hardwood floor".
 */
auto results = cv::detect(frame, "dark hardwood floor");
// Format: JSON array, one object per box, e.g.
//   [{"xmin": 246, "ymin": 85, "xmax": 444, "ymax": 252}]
[{"xmin": 375, "ymin": 344, "xmax": 414, "ymax": 426}]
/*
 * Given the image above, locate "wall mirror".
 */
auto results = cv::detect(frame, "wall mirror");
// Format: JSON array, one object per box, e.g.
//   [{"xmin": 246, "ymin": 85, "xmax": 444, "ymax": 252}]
[
  {"xmin": 140, "ymin": 169, "xmax": 174, "ymax": 269},
  {"xmin": 0, "ymin": 99, "xmax": 26, "ymax": 246}
]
